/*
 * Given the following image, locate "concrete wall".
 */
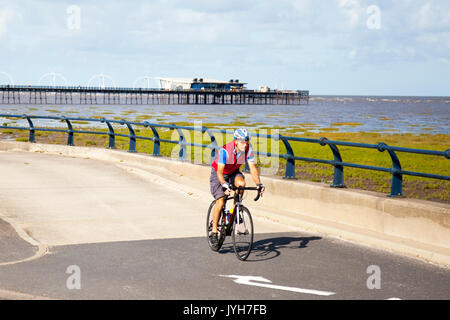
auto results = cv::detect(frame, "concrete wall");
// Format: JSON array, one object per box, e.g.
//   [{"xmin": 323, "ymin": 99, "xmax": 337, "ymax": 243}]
[{"xmin": 1, "ymin": 140, "xmax": 449, "ymax": 267}]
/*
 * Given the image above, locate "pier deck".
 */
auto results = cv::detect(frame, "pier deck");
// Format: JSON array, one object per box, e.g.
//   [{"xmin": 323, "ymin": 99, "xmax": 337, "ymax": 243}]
[{"xmin": 0, "ymin": 85, "xmax": 309, "ymax": 105}]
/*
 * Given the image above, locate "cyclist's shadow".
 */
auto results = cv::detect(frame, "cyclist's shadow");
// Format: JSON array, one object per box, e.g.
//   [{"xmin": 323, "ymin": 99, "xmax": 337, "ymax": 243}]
[{"xmin": 220, "ymin": 235, "xmax": 322, "ymax": 262}]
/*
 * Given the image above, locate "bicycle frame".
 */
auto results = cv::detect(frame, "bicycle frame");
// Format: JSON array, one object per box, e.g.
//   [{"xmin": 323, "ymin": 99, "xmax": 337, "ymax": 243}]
[{"xmin": 224, "ymin": 186, "xmax": 260, "ymax": 229}]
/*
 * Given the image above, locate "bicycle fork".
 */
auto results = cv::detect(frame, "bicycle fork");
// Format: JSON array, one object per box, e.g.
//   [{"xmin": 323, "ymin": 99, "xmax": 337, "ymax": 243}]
[
  {"xmin": 233, "ymin": 197, "xmax": 249, "ymax": 235},
  {"xmin": 224, "ymin": 194, "xmax": 248, "ymax": 234}
]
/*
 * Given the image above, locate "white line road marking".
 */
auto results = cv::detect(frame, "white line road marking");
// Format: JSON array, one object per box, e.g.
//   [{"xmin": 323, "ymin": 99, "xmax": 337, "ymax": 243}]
[{"xmin": 219, "ymin": 275, "xmax": 335, "ymax": 296}]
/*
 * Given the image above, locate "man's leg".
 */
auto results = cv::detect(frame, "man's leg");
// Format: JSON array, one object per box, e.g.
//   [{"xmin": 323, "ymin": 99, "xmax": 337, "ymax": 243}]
[
  {"xmin": 210, "ymin": 168, "xmax": 227, "ymax": 234},
  {"xmin": 212, "ymin": 196, "xmax": 225, "ymax": 233},
  {"xmin": 233, "ymin": 173, "xmax": 246, "ymax": 198}
]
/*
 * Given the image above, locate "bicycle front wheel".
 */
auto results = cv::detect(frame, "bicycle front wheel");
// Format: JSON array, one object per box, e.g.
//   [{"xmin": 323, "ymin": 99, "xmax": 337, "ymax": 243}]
[{"xmin": 232, "ymin": 205, "xmax": 254, "ymax": 261}]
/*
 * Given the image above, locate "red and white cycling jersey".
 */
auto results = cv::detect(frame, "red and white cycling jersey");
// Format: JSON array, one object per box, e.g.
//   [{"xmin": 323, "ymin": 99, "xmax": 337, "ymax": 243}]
[{"xmin": 211, "ymin": 140, "xmax": 255, "ymax": 174}]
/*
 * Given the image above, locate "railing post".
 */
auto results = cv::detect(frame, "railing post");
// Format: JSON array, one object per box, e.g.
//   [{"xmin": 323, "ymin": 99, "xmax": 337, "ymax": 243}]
[
  {"xmin": 377, "ymin": 143, "xmax": 403, "ymax": 197},
  {"xmin": 320, "ymin": 137, "xmax": 346, "ymax": 188},
  {"xmin": 101, "ymin": 118, "xmax": 115, "ymax": 149},
  {"xmin": 275, "ymin": 134, "xmax": 296, "ymax": 179},
  {"xmin": 22, "ymin": 114, "xmax": 35, "ymax": 143},
  {"xmin": 121, "ymin": 120, "xmax": 136, "ymax": 153},
  {"xmin": 61, "ymin": 116, "xmax": 74, "ymax": 146},
  {"xmin": 171, "ymin": 123, "xmax": 186, "ymax": 161},
  {"xmin": 144, "ymin": 121, "xmax": 160, "ymax": 156},
  {"xmin": 203, "ymin": 126, "xmax": 218, "ymax": 165}
]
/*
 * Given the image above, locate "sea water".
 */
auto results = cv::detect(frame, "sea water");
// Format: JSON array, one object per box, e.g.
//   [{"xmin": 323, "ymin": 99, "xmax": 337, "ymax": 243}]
[{"xmin": 1, "ymin": 95, "xmax": 449, "ymax": 134}]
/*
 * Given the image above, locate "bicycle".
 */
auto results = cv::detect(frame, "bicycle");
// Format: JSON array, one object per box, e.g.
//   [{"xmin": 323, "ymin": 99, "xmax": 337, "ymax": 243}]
[{"xmin": 206, "ymin": 185, "xmax": 262, "ymax": 261}]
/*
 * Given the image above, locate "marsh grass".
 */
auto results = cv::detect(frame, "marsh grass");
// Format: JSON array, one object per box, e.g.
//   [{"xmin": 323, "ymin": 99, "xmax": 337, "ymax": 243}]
[
  {"xmin": 71, "ymin": 121, "xmax": 90, "ymax": 125},
  {"xmin": 45, "ymin": 109, "xmax": 60, "ymax": 114},
  {"xmin": 331, "ymin": 122, "xmax": 363, "ymax": 126}
]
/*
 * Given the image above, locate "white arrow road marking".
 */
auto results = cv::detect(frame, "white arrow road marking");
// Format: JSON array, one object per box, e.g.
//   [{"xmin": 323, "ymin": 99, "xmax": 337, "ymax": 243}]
[{"xmin": 219, "ymin": 275, "xmax": 335, "ymax": 297}]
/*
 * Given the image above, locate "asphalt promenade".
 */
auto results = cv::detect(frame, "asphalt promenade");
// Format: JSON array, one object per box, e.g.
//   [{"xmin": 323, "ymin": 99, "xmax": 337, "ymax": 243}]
[{"xmin": 0, "ymin": 150, "xmax": 449, "ymax": 300}]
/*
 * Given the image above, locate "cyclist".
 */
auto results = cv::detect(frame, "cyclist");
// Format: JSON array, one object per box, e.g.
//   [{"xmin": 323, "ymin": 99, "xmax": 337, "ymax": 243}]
[{"xmin": 209, "ymin": 128, "xmax": 265, "ymax": 249}]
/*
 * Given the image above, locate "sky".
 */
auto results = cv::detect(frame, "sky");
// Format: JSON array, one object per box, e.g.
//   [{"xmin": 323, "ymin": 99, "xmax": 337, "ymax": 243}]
[{"xmin": 0, "ymin": 0, "xmax": 449, "ymax": 96}]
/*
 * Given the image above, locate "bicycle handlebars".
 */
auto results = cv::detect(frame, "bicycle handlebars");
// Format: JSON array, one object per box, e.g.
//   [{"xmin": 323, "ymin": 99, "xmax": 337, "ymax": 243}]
[{"xmin": 229, "ymin": 186, "xmax": 263, "ymax": 202}]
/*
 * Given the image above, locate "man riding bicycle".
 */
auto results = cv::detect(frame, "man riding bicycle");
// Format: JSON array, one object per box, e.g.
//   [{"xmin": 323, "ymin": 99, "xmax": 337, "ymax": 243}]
[{"xmin": 209, "ymin": 128, "xmax": 265, "ymax": 249}]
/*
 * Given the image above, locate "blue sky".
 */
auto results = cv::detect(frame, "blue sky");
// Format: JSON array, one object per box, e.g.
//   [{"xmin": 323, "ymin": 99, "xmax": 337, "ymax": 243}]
[{"xmin": 0, "ymin": 0, "xmax": 449, "ymax": 96}]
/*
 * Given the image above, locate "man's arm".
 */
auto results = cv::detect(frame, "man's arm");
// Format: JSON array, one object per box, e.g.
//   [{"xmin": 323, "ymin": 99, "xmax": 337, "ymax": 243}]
[
  {"xmin": 216, "ymin": 148, "xmax": 228, "ymax": 185},
  {"xmin": 216, "ymin": 163, "xmax": 226, "ymax": 185},
  {"xmin": 248, "ymin": 161, "xmax": 262, "ymax": 186},
  {"xmin": 217, "ymin": 163, "xmax": 233, "ymax": 194},
  {"xmin": 249, "ymin": 162, "xmax": 265, "ymax": 196},
  {"xmin": 246, "ymin": 146, "xmax": 263, "ymax": 187}
]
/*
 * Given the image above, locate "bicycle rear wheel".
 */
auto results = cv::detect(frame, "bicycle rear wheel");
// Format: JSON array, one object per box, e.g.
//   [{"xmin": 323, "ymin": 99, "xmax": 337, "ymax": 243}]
[
  {"xmin": 206, "ymin": 200, "xmax": 226, "ymax": 251},
  {"xmin": 232, "ymin": 205, "xmax": 254, "ymax": 261}
]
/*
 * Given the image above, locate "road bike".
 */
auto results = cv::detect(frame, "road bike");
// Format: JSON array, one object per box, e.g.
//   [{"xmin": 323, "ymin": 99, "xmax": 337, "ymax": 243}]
[{"xmin": 206, "ymin": 186, "xmax": 262, "ymax": 261}]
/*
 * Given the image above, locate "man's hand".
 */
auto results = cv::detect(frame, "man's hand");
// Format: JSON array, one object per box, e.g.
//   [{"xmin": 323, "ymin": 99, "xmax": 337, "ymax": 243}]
[
  {"xmin": 257, "ymin": 183, "xmax": 265, "ymax": 197},
  {"xmin": 222, "ymin": 182, "xmax": 232, "ymax": 195}
]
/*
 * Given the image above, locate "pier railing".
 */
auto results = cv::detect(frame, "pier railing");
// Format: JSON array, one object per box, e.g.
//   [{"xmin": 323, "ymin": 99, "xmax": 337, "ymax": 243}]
[
  {"xmin": 0, "ymin": 84, "xmax": 308, "ymax": 93},
  {"xmin": 1, "ymin": 114, "xmax": 449, "ymax": 197}
]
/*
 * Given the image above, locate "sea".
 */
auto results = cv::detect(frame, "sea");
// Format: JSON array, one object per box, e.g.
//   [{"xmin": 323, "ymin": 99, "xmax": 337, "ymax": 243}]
[{"xmin": 0, "ymin": 95, "xmax": 449, "ymax": 135}]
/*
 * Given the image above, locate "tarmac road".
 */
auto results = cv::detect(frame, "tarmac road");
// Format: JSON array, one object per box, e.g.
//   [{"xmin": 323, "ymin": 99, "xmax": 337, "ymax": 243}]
[{"xmin": 0, "ymin": 151, "xmax": 449, "ymax": 300}]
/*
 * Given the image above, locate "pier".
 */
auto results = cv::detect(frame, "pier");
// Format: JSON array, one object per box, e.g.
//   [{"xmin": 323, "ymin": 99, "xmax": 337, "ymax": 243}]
[{"xmin": 0, "ymin": 85, "xmax": 309, "ymax": 105}]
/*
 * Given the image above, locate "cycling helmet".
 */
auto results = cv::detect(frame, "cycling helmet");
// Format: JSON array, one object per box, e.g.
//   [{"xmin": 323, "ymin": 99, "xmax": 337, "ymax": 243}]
[{"xmin": 234, "ymin": 128, "xmax": 250, "ymax": 141}]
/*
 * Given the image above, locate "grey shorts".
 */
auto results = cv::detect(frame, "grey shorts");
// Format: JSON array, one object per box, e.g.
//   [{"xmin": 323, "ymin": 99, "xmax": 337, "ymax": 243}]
[{"xmin": 210, "ymin": 168, "xmax": 244, "ymax": 200}]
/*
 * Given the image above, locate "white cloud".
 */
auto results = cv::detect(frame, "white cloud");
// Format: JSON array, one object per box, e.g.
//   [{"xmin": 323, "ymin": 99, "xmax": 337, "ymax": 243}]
[
  {"xmin": 0, "ymin": 8, "xmax": 21, "ymax": 38},
  {"xmin": 348, "ymin": 49, "xmax": 357, "ymax": 59},
  {"xmin": 418, "ymin": 2, "xmax": 450, "ymax": 31},
  {"xmin": 338, "ymin": 0, "xmax": 363, "ymax": 28}
]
